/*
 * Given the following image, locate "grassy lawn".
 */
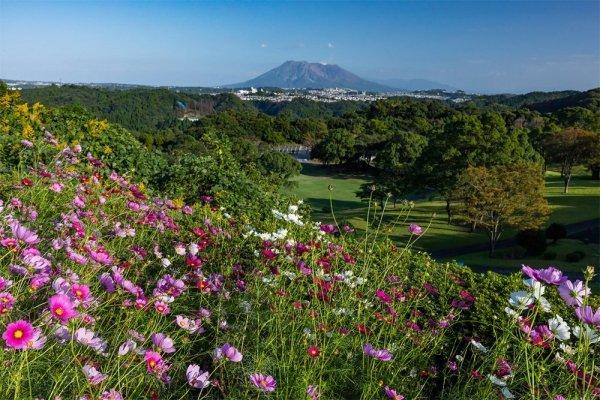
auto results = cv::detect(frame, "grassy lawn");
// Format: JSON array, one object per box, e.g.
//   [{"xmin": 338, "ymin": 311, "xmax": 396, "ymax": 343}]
[
  {"xmin": 452, "ymin": 239, "xmax": 599, "ymax": 273},
  {"xmin": 289, "ymin": 163, "xmax": 600, "ymax": 273}
]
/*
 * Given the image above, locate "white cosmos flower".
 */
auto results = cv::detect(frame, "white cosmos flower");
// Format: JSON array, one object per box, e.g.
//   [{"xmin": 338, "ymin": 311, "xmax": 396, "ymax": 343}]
[
  {"xmin": 538, "ymin": 296, "xmax": 552, "ymax": 313},
  {"xmin": 488, "ymin": 374, "xmax": 507, "ymax": 386},
  {"xmin": 573, "ymin": 325, "xmax": 600, "ymax": 344},
  {"xmin": 501, "ymin": 387, "xmax": 515, "ymax": 399},
  {"xmin": 548, "ymin": 315, "xmax": 571, "ymax": 341},
  {"xmin": 470, "ymin": 339, "xmax": 488, "ymax": 353},
  {"xmin": 509, "ymin": 291, "xmax": 534, "ymax": 309}
]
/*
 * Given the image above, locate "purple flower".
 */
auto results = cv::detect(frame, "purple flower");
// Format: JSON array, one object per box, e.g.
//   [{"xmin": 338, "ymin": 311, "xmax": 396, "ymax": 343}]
[
  {"xmin": 249, "ymin": 373, "xmax": 276, "ymax": 392},
  {"xmin": 521, "ymin": 266, "xmax": 567, "ymax": 285},
  {"xmin": 575, "ymin": 306, "xmax": 600, "ymax": 328},
  {"xmin": 99, "ymin": 389, "xmax": 123, "ymax": 400},
  {"xmin": 118, "ymin": 339, "xmax": 137, "ymax": 356},
  {"xmin": 307, "ymin": 385, "xmax": 320, "ymax": 400},
  {"xmin": 20, "ymin": 140, "xmax": 34, "ymax": 148},
  {"xmin": 408, "ymin": 223, "xmax": 423, "ymax": 236},
  {"xmin": 82, "ymin": 363, "xmax": 107, "ymax": 385},
  {"xmin": 384, "ymin": 386, "xmax": 405, "ymax": 400},
  {"xmin": 10, "ymin": 221, "xmax": 39, "ymax": 245},
  {"xmin": 558, "ymin": 280, "xmax": 590, "ymax": 307},
  {"xmin": 213, "ymin": 343, "xmax": 243, "ymax": 362},
  {"xmin": 363, "ymin": 343, "xmax": 393, "ymax": 361},
  {"xmin": 186, "ymin": 364, "xmax": 210, "ymax": 389},
  {"xmin": 151, "ymin": 332, "xmax": 176, "ymax": 353}
]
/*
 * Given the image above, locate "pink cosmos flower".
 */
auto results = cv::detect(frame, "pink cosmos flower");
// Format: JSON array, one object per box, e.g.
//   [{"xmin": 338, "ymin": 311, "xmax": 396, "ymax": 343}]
[
  {"xmin": 10, "ymin": 221, "xmax": 39, "ymax": 245},
  {"xmin": 575, "ymin": 306, "xmax": 600, "ymax": 328},
  {"xmin": 152, "ymin": 333, "xmax": 176, "ymax": 353},
  {"xmin": 48, "ymin": 294, "xmax": 77, "ymax": 323},
  {"xmin": 2, "ymin": 320, "xmax": 35, "ymax": 349},
  {"xmin": 21, "ymin": 139, "xmax": 34, "ymax": 148},
  {"xmin": 363, "ymin": 343, "xmax": 393, "ymax": 361},
  {"xmin": 521, "ymin": 266, "xmax": 567, "ymax": 285},
  {"xmin": 70, "ymin": 283, "xmax": 91, "ymax": 302},
  {"xmin": 144, "ymin": 350, "xmax": 164, "ymax": 373},
  {"xmin": 214, "ymin": 343, "xmax": 243, "ymax": 362},
  {"xmin": 82, "ymin": 363, "xmax": 108, "ymax": 385},
  {"xmin": 384, "ymin": 386, "xmax": 405, "ymax": 400},
  {"xmin": 72, "ymin": 195, "xmax": 86, "ymax": 208},
  {"xmin": 558, "ymin": 280, "xmax": 590, "ymax": 307},
  {"xmin": 408, "ymin": 223, "xmax": 423, "ymax": 236},
  {"xmin": 186, "ymin": 364, "xmax": 210, "ymax": 389},
  {"xmin": 99, "ymin": 389, "xmax": 123, "ymax": 400},
  {"xmin": 49, "ymin": 182, "xmax": 64, "ymax": 193},
  {"xmin": 375, "ymin": 289, "xmax": 392, "ymax": 304},
  {"xmin": 249, "ymin": 373, "xmax": 276, "ymax": 392},
  {"xmin": 307, "ymin": 385, "xmax": 320, "ymax": 400}
]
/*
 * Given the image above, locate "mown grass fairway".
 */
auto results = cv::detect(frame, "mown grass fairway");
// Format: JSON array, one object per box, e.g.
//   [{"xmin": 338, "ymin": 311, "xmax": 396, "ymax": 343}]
[{"xmin": 290, "ymin": 163, "xmax": 600, "ymax": 273}]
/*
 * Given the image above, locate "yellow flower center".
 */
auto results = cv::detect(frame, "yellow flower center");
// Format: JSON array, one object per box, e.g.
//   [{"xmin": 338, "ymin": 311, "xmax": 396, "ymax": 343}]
[
  {"xmin": 55, "ymin": 307, "xmax": 64, "ymax": 316},
  {"xmin": 13, "ymin": 329, "xmax": 23, "ymax": 339},
  {"xmin": 149, "ymin": 360, "xmax": 156, "ymax": 368}
]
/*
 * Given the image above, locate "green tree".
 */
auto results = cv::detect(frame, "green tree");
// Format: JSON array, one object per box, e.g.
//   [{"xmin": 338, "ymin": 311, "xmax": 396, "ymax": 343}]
[
  {"xmin": 311, "ymin": 128, "xmax": 355, "ymax": 164},
  {"xmin": 543, "ymin": 128, "xmax": 598, "ymax": 193},
  {"xmin": 454, "ymin": 164, "xmax": 550, "ymax": 255}
]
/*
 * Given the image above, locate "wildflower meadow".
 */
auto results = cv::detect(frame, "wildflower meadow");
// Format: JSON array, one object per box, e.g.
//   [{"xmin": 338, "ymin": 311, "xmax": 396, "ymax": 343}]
[{"xmin": 0, "ymin": 90, "xmax": 598, "ymax": 399}]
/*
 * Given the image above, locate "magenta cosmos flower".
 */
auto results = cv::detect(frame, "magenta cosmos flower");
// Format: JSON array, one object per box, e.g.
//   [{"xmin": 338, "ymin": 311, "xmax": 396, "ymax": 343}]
[
  {"xmin": 384, "ymin": 386, "xmax": 405, "ymax": 400},
  {"xmin": 144, "ymin": 350, "xmax": 164, "ymax": 373},
  {"xmin": 249, "ymin": 373, "xmax": 276, "ymax": 392},
  {"xmin": 521, "ymin": 266, "xmax": 567, "ymax": 285},
  {"xmin": 558, "ymin": 280, "xmax": 590, "ymax": 307},
  {"xmin": 575, "ymin": 306, "xmax": 600, "ymax": 328},
  {"xmin": 2, "ymin": 320, "xmax": 34, "ymax": 349},
  {"xmin": 48, "ymin": 294, "xmax": 77, "ymax": 323},
  {"xmin": 363, "ymin": 343, "xmax": 393, "ymax": 361},
  {"xmin": 213, "ymin": 343, "xmax": 243, "ymax": 362},
  {"xmin": 408, "ymin": 223, "xmax": 423, "ymax": 236}
]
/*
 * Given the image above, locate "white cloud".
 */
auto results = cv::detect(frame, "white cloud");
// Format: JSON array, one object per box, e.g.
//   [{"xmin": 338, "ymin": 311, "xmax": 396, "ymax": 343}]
[
  {"xmin": 327, "ymin": 42, "xmax": 334, "ymax": 48},
  {"xmin": 260, "ymin": 43, "xmax": 267, "ymax": 48}
]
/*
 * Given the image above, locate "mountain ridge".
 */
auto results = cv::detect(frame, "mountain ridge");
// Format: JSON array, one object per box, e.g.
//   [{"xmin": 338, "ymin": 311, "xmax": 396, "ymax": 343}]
[{"xmin": 225, "ymin": 61, "xmax": 394, "ymax": 92}]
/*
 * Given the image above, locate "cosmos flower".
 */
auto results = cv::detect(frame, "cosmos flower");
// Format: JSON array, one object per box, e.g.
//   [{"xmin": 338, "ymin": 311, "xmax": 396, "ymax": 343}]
[
  {"xmin": 249, "ymin": 373, "xmax": 276, "ymax": 392},
  {"xmin": 522, "ymin": 266, "xmax": 567, "ymax": 285},
  {"xmin": 70, "ymin": 283, "xmax": 91, "ymax": 302},
  {"xmin": 307, "ymin": 385, "xmax": 320, "ymax": 400},
  {"xmin": 118, "ymin": 339, "xmax": 137, "ymax": 356},
  {"xmin": 363, "ymin": 343, "xmax": 393, "ymax": 361},
  {"xmin": 558, "ymin": 280, "xmax": 590, "ymax": 307},
  {"xmin": 186, "ymin": 364, "xmax": 210, "ymax": 389},
  {"xmin": 384, "ymin": 386, "xmax": 405, "ymax": 400},
  {"xmin": 575, "ymin": 306, "xmax": 600, "ymax": 327},
  {"xmin": 144, "ymin": 350, "xmax": 164, "ymax": 373},
  {"xmin": 48, "ymin": 294, "xmax": 77, "ymax": 323},
  {"xmin": 99, "ymin": 389, "xmax": 123, "ymax": 400},
  {"xmin": 408, "ymin": 223, "xmax": 423, "ymax": 236},
  {"xmin": 548, "ymin": 315, "xmax": 571, "ymax": 341},
  {"xmin": 2, "ymin": 320, "xmax": 34, "ymax": 349},
  {"xmin": 82, "ymin": 364, "xmax": 108, "ymax": 385},
  {"xmin": 307, "ymin": 345, "xmax": 320, "ymax": 358},
  {"xmin": 152, "ymin": 333, "xmax": 176, "ymax": 353},
  {"xmin": 214, "ymin": 343, "xmax": 243, "ymax": 362}
]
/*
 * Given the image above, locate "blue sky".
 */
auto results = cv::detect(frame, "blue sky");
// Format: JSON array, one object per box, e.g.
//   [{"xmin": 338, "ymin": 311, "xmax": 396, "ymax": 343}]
[{"xmin": 0, "ymin": 1, "xmax": 598, "ymax": 93}]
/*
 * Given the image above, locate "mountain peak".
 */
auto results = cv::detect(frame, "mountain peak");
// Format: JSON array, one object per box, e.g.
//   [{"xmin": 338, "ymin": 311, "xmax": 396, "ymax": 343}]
[{"xmin": 226, "ymin": 61, "xmax": 392, "ymax": 92}]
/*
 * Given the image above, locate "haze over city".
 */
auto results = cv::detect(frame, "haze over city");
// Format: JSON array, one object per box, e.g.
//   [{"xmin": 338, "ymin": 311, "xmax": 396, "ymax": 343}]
[{"xmin": 1, "ymin": 0, "xmax": 599, "ymax": 93}]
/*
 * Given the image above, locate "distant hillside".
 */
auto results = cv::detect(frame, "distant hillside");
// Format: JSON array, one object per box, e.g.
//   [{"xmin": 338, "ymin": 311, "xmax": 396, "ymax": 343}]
[
  {"xmin": 524, "ymin": 88, "xmax": 600, "ymax": 113},
  {"xmin": 470, "ymin": 88, "xmax": 600, "ymax": 113},
  {"xmin": 226, "ymin": 61, "xmax": 394, "ymax": 92},
  {"xmin": 20, "ymin": 85, "xmax": 250, "ymax": 132},
  {"xmin": 373, "ymin": 78, "xmax": 458, "ymax": 92},
  {"xmin": 252, "ymin": 98, "xmax": 368, "ymax": 118}
]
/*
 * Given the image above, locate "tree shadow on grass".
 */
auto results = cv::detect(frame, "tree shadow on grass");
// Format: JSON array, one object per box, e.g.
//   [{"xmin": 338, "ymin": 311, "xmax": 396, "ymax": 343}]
[{"xmin": 300, "ymin": 163, "xmax": 372, "ymax": 180}]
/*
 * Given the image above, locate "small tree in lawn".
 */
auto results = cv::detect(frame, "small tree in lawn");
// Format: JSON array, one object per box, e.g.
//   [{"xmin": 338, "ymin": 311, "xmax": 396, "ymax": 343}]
[
  {"xmin": 455, "ymin": 164, "xmax": 550, "ymax": 255},
  {"xmin": 544, "ymin": 128, "xmax": 598, "ymax": 193}
]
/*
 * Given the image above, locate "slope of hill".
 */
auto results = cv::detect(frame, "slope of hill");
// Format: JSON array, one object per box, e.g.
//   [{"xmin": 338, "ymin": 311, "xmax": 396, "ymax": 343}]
[
  {"xmin": 20, "ymin": 85, "xmax": 250, "ymax": 132},
  {"xmin": 525, "ymin": 88, "xmax": 600, "ymax": 113},
  {"xmin": 226, "ymin": 60, "xmax": 394, "ymax": 92}
]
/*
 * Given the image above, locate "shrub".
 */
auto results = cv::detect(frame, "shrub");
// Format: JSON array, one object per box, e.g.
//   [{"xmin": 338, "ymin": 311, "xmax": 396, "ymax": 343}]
[
  {"xmin": 543, "ymin": 250, "xmax": 557, "ymax": 260},
  {"xmin": 546, "ymin": 223, "xmax": 568, "ymax": 243},
  {"xmin": 515, "ymin": 229, "xmax": 548, "ymax": 256},
  {"xmin": 565, "ymin": 250, "xmax": 586, "ymax": 262}
]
